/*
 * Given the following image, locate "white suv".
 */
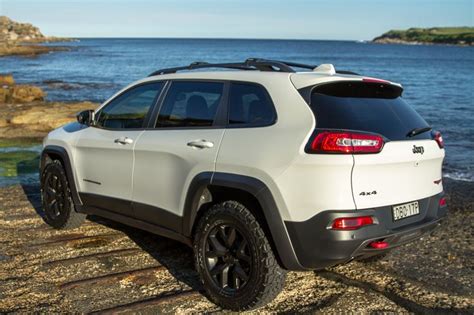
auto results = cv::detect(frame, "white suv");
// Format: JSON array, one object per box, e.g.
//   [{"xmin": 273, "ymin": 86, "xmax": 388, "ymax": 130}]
[{"xmin": 40, "ymin": 59, "xmax": 447, "ymax": 310}]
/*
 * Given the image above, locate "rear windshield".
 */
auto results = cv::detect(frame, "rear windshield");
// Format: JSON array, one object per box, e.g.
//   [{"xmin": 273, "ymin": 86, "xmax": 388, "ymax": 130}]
[{"xmin": 307, "ymin": 81, "xmax": 431, "ymax": 141}]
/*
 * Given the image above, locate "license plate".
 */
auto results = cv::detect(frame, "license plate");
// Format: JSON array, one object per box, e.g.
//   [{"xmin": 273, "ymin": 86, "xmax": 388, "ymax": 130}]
[{"xmin": 392, "ymin": 201, "xmax": 419, "ymax": 221}]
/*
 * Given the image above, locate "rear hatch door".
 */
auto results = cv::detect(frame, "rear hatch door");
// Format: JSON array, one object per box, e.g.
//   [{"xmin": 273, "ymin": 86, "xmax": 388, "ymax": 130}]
[{"xmin": 309, "ymin": 80, "xmax": 444, "ymax": 213}]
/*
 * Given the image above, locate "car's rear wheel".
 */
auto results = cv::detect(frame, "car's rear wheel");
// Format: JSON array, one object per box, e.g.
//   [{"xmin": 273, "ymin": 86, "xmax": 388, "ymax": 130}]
[
  {"xmin": 41, "ymin": 160, "xmax": 86, "ymax": 229},
  {"xmin": 193, "ymin": 201, "xmax": 286, "ymax": 310}
]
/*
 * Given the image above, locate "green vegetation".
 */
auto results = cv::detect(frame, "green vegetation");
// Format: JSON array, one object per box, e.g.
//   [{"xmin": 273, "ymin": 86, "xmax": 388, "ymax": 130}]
[{"xmin": 373, "ymin": 27, "xmax": 474, "ymax": 46}]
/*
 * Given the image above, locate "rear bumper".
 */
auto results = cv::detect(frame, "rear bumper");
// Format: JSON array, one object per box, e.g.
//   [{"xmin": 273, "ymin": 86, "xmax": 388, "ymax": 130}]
[{"xmin": 284, "ymin": 192, "xmax": 447, "ymax": 270}]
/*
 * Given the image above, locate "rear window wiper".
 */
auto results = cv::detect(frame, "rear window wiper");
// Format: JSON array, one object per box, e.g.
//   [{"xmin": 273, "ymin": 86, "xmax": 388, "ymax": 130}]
[{"xmin": 406, "ymin": 126, "xmax": 432, "ymax": 138}]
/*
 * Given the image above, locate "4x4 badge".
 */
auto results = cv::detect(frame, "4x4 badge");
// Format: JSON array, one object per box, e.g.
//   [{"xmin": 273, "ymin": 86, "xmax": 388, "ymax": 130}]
[
  {"xmin": 359, "ymin": 191, "xmax": 377, "ymax": 196},
  {"xmin": 412, "ymin": 145, "xmax": 424, "ymax": 155}
]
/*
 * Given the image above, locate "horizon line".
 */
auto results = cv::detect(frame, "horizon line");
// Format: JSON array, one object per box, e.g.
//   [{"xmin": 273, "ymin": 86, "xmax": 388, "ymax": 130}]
[{"xmin": 64, "ymin": 36, "xmax": 370, "ymax": 42}]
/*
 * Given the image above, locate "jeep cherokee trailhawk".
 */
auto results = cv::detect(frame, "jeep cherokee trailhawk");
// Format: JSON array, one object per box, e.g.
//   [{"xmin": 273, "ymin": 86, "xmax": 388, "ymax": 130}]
[{"xmin": 40, "ymin": 59, "xmax": 447, "ymax": 310}]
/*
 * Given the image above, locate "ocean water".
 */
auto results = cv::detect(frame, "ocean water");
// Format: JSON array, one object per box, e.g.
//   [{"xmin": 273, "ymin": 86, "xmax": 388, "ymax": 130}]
[{"xmin": 0, "ymin": 38, "xmax": 473, "ymax": 185}]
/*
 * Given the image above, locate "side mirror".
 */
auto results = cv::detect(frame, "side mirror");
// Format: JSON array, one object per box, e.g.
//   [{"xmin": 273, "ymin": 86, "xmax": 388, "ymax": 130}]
[{"xmin": 76, "ymin": 109, "xmax": 95, "ymax": 126}]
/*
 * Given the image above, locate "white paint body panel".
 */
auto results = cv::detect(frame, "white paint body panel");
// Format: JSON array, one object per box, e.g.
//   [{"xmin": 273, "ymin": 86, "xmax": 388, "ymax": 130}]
[
  {"xmin": 212, "ymin": 74, "xmax": 357, "ymax": 222},
  {"xmin": 352, "ymin": 140, "xmax": 444, "ymax": 209},
  {"xmin": 275, "ymin": 154, "xmax": 355, "ymax": 221},
  {"xmin": 74, "ymin": 127, "xmax": 143, "ymax": 201},
  {"xmin": 43, "ymin": 123, "xmax": 84, "ymax": 193},
  {"xmin": 132, "ymin": 129, "xmax": 225, "ymax": 216}
]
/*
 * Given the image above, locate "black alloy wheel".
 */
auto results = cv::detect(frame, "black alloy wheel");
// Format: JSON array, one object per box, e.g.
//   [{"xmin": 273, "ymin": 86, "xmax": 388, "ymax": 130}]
[
  {"xmin": 43, "ymin": 171, "xmax": 67, "ymax": 218},
  {"xmin": 40, "ymin": 160, "xmax": 85, "ymax": 229},
  {"xmin": 194, "ymin": 201, "xmax": 287, "ymax": 311},
  {"xmin": 205, "ymin": 224, "xmax": 252, "ymax": 292}
]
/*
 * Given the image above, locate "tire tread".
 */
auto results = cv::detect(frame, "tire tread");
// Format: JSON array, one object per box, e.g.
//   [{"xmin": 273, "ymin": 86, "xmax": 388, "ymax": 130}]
[
  {"xmin": 194, "ymin": 200, "xmax": 286, "ymax": 310},
  {"xmin": 41, "ymin": 160, "xmax": 86, "ymax": 229}
]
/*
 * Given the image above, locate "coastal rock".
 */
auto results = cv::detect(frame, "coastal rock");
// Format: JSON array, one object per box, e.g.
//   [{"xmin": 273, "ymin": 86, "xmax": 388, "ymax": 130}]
[
  {"xmin": 0, "ymin": 16, "xmax": 45, "ymax": 43},
  {"xmin": 0, "ymin": 86, "xmax": 8, "ymax": 103},
  {"xmin": 0, "ymin": 74, "xmax": 15, "ymax": 86},
  {"xmin": 373, "ymin": 27, "xmax": 474, "ymax": 46},
  {"xmin": 0, "ymin": 44, "xmax": 69, "ymax": 57},
  {"xmin": 0, "ymin": 16, "xmax": 70, "ymax": 57},
  {"xmin": 0, "ymin": 75, "xmax": 46, "ymax": 104},
  {"xmin": 10, "ymin": 85, "xmax": 45, "ymax": 103},
  {"xmin": 0, "ymin": 101, "xmax": 98, "ymax": 137},
  {"xmin": 9, "ymin": 101, "xmax": 95, "ymax": 130},
  {"xmin": 0, "ymin": 75, "xmax": 99, "ymax": 138}
]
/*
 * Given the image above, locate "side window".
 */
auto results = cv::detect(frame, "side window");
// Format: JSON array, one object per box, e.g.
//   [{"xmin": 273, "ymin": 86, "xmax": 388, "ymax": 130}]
[
  {"xmin": 95, "ymin": 82, "xmax": 163, "ymax": 129},
  {"xmin": 228, "ymin": 83, "xmax": 276, "ymax": 126},
  {"xmin": 156, "ymin": 81, "xmax": 224, "ymax": 128}
]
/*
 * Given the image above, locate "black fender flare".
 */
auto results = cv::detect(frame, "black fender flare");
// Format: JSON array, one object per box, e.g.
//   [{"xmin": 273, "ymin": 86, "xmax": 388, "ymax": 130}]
[
  {"xmin": 182, "ymin": 172, "xmax": 305, "ymax": 270},
  {"xmin": 40, "ymin": 145, "xmax": 82, "ymax": 206}
]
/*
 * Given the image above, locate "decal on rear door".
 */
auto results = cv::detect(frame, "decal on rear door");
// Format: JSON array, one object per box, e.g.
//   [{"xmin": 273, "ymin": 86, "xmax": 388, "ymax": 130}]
[{"xmin": 359, "ymin": 191, "xmax": 377, "ymax": 196}]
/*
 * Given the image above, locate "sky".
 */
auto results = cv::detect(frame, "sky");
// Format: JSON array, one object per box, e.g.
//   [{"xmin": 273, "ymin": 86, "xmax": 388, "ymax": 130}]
[{"xmin": 1, "ymin": 0, "xmax": 473, "ymax": 40}]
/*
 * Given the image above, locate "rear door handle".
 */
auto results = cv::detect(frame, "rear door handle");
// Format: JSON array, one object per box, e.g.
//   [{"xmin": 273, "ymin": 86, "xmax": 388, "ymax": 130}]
[
  {"xmin": 114, "ymin": 137, "xmax": 134, "ymax": 145},
  {"xmin": 187, "ymin": 139, "xmax": 214, "ymax": 149}
]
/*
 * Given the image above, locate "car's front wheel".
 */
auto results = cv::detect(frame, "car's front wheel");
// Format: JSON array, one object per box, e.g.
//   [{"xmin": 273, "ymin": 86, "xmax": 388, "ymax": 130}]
[
  {"xmin": 40, "ymin": 159, "xmax": 86, "ymax": 229},
  {"xmin": 193, "ymin": 200, "xmax": 286, "ymax": 311}
]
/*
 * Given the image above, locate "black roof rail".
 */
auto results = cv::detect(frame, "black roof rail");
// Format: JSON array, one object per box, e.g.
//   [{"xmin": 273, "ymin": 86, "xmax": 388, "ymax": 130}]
[
  {"xmin": 149, "ymin": 58, "xmax": 296, "ymax": 76},
  {"xmin": 148, "ymin": 58, "xmax": 358, "ymax": 76},
  {"xmin": 149, "ymin": 62, "xmax": 252, "ymax": 76},
  {"xmin": 269, "ymin": 60, "xmax": 317, "ymax": 70},
  {"xmin": 244, "ymin": 58, "xmax": 295, "ymax": 72}
]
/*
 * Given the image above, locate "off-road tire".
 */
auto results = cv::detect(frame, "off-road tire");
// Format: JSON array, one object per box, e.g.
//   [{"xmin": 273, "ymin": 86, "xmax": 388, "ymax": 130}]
[
  {"xmin": 40, "ymin": 159, "xmax": 86, "ymax": 229},
  {"xmin": 193, "ymin": 200, "xmax": 287, "ymax": 311}
]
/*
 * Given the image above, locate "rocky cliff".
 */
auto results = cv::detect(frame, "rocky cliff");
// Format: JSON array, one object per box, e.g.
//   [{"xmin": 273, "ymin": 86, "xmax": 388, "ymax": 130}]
[
  {"xmin": 0, "ymin": 16, "xmax": 69, "ymax": 43},
  {"xmin": 0, "ymin": 16, "xmax": 44, "ymax": 43},
  {"xmin": 0, "ymin": 16, "xmax": 70, "ymax": 57}
]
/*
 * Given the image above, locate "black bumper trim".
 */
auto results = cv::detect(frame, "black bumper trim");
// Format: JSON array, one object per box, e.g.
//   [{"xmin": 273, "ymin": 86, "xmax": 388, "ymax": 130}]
[
  {"xmin": 285, "ymin": 192, "xmax": 447, "ymax": 270},
  {"xmin": 351, "ymin": 218, "xmax": 442, "ymax": 258}
]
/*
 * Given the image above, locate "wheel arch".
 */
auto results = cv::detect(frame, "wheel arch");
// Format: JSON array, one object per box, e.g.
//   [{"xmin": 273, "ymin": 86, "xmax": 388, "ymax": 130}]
[
  {"xmin": 41, "ymin": 145, "xmax": 82, "ymax": 206},
  {"xmin": 182, "ymin": 172, "xmax": 305, "ymax": 270}
]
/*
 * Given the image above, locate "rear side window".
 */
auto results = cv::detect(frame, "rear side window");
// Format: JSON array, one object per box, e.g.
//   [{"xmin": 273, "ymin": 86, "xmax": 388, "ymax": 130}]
[
  {"xmin": 156, "ymin": 81, "xmax": 224, "ymax": 128},
  {"xmin": 308, "ymin": 81, "xmax": 431, "ymax": 140},
  {"xmin": 228, "ymin": 83, "xmax": 276, "ymax": 126}
]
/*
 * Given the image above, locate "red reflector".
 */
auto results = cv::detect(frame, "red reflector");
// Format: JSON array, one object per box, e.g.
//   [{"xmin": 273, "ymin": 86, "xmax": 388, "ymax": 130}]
[
  {"xmin": 332, "ymin": 216, "xmax": 374, "ymax": 230},
  {"xmin": 310, "ymin": 131, "xmax": 384, "ymax": 154},
  {"xmin": 362, "ymin": 77, "xmax": 390, "ymax": 84},
  {"xmin": 439, "ymin": 197, "xmax": 447, "ymax": 207},
  {"xmin": 369, "ymin": 241, "xmax": 389, "ymax": 249},
  {"xmin": 433, "ymin": 131, "xmax": 444, "ymax": 149}
]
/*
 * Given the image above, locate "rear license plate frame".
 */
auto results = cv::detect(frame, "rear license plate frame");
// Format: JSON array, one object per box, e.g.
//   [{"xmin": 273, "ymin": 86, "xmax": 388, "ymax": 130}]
[{"xmin": 392, "ymin": 201, "xmax": 420, "ymax": 221}]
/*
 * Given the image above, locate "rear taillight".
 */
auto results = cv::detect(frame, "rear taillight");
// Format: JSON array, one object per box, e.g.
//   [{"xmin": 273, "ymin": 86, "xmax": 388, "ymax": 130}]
[
  {"xmin": 433, "ymin": 131, "xmax": 444, "ymax": 149},
  {"xmin": 309, "ymin": 131, "xmax": 384, "ymax": 154},
  {"xmin": 439, "ymin": 197, "xmax": 447, "ymax": 207},
  {"xmin": 331, "ymin": 216, "xmax": 374, "ymax": 230}
]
